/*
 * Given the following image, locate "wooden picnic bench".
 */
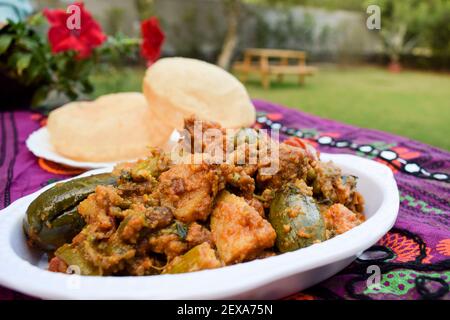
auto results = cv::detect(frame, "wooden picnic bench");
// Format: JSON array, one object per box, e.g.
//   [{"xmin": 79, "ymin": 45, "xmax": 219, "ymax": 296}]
[{"xmin": 232, "ymin": 48, "xmax": 317, "ymax": 89}]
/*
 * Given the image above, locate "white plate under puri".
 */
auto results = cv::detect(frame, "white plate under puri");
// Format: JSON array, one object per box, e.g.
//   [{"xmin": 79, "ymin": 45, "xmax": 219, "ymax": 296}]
[
  {"xmin": 26, "ymin": 127, "xmax": 179, "ymax": 169},
  {"xmin": 0, "ymin": 153, "xmax": 399, "ymax": 299},
  {"xmin": 26, "ymin": 127, "xmax": 119, "ymax": 169}
]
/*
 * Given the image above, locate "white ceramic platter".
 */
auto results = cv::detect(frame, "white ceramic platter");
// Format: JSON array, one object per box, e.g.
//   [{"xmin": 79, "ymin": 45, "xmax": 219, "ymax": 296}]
[{"xmin": 0, "ymin": 153, "xmax": 399, "ymax": 299}]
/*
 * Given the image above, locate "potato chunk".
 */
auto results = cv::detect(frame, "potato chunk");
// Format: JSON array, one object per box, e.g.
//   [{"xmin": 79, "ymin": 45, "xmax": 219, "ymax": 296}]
[
  {"xmin": 323, "ymin": 203, "xmax": 365, "ymax": 236},
  {"xmin": 158, "ymin": 163, "xmax": 221, "ymax": 222},
  {"xmin": 211, "ymin": 191, "xmax": 276, "ymax": 264}
]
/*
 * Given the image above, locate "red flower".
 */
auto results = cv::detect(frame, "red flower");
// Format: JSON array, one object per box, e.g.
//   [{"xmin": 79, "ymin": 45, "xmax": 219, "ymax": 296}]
[
  {"xmin": 140, "ymin": 17, "xmax": 165, "ymax": 65},
  {"xmin": 44, "ymin": 2, "xmax": 106, "ymax": 59}
]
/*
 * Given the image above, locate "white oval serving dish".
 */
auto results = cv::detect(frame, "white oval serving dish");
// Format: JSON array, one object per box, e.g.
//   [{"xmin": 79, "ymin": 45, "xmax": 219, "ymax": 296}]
[{"xmin": 0, "ymin": 153, "xmax": 399, "ymax": 299}]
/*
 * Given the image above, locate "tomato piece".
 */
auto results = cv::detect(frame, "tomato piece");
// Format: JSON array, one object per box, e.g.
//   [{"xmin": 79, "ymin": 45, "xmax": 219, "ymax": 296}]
[{"xmin": 284, "ymin": 137, "xmax": 319, "ymax": 160}]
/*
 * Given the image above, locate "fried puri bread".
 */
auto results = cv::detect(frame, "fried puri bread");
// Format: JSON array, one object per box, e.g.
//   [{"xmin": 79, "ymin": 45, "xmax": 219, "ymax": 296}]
[
  {"xmin": 47, "ymin": 92, "xmax": 173, "ymax": 162},
  {"xmin": 143, "ymin": 57, "xmax": 256, "ymax": 130}
]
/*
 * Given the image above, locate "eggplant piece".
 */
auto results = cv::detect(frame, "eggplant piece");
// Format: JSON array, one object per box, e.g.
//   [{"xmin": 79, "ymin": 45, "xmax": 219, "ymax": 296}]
[
  {"xmin": 23, "ymin": 173, "xmax": 117, "ymax": 251},
  {"xmin": 269, "ymin": 184, "xmax": 326, "ymax": 252},
  {"xmin": 54, "ymin": 243, "xmax": 101, "ymax": 276},
  {"xmin": 128, "ymin": 150, "xmax": 170, "ymax": 182},
  {"xmin": 27, "ymin": 206, "xmax": 85, "ymax": 252},
  {"xmin": 163, "ymin": 242, "xmax": 221, "ymax": 274},
  {"xmin": 55, "ymin": 233, "xmax": 136, "ymax": 276},
  {"xmin": 116, "ymin": 206, "xmax": 174, "ymax": 243}
]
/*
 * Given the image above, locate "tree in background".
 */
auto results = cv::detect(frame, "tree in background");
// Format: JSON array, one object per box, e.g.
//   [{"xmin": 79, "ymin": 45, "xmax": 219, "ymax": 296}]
[
  {"xmin": 366, "ymin": 0, "xmax": 449, "ymax": 71},
  {"xmin": 216, "ymin": 0, "xmax": 364, "ymax": 69},
  {"xmin": 423, "ymin": 0, "xmax": 450, "ymax": 60},
  {"xmin": 217, "ymin": 0, "xmax": 241, "ymax": 69}
]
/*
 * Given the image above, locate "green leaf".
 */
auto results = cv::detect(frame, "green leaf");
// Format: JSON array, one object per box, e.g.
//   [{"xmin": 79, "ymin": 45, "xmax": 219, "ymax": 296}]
[
  {"xmin": 0, "ymin": 35, "xmax": 14, "ymax": 55},
  {"xmin": 175, "ymin": 222, "xmax": 188, "ymax": 240},
  {"xmin": 25, "ymin": 63, "xmax": 43, "ymax": 85},
  {"xmin": 17, "ymin": 38, "xmax": 38, "ymax": 51},
  {"xmin": 16, "ymin": 53, "xmax": 32, "ymax": 75},
  {"xmin": 81, "ymin": 79, "xmax": 94, "ymax": 93},
  {"xmin": 31, "ymin": 86, "xmax": 50, "ymax": 107},
  {"xmin": 28, "ymin": 13, "xmax": 45, "ymax": 27}
]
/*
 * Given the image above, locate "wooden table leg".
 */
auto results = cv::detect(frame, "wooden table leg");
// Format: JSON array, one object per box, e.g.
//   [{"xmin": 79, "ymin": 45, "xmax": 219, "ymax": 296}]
[
  {"xmin": 299, "ymin": 74, "xmax": 305, "ymax": 85},
  {"xmin": 241, "ymin": 70, "xmax": 249, "ymax": 83},
  {"xmin": 262, "ymin": 73, "xmax": 270, "ymax": 89},
  {"xmin": 241, "ymin": 52, "xmax": 251, "ymax": 84},
  {"xmin": 260, "ymin": 55, "xmax": 270, "ymax": 89},
  {"xmin": 278, "ymin": 57, "xmax": 288, "ymax": 83},
  {"xmin": 278, "ymin": 74, "xmax": 284, "ymax": 83}
]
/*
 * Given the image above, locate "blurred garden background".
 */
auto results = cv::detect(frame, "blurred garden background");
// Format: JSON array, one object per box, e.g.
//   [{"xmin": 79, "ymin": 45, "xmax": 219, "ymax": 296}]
[{"xmin": 1, "ymin": 0, "xmax": 449, "ymax": 150}]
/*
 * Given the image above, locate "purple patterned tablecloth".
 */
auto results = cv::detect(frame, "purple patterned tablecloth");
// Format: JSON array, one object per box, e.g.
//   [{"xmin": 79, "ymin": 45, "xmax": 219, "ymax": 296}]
[{"xmin": 0, "ymin": 100, "xmax": 449, "ymax": 300}]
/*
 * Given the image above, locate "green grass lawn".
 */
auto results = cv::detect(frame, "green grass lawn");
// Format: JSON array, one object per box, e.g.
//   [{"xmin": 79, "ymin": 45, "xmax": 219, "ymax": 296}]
[{"xmin": 91, "ymin": 65, "xmax": 450, "ymax": 151}]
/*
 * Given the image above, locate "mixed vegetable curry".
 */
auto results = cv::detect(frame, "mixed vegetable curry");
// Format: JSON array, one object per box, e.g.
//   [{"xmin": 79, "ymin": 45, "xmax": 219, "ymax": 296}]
[{"xmin": 24, "ymin": 117, "xmax": 365, "ymax": 276}]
